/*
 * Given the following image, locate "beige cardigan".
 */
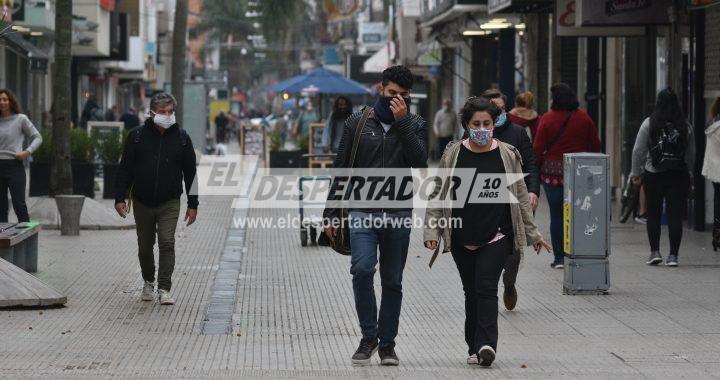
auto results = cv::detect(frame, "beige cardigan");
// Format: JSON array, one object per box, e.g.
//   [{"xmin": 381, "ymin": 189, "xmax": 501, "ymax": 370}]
[{"xmin": 423, "ymin": 140, "xmax": 543, "ymax": 267}]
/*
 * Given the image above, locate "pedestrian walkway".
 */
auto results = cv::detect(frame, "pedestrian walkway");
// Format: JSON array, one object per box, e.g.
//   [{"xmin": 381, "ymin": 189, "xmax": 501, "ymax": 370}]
[{"xmin": 1, "ymin": 158, "xmax": 719, "ymax": 377}]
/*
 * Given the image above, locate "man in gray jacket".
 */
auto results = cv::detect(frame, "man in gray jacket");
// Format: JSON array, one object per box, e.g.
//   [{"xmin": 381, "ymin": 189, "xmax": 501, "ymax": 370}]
[{"xmin": 433, "ymin": 99, "xmax": 457, "ymax": 158}]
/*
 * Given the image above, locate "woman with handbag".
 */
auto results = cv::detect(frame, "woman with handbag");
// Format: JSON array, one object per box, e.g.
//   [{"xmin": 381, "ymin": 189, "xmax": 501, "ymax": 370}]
[
  {"xmin": 533, "ymin": 83, "xmax": 601, "ymax": 269},
  {"xmin": 702, "ymin": 96, "xmax": 720, "ymax": 250},
  {"xmin": 423, "ymin": 97, "xmax": 551, "ymax": 367},
  {"xmin": 630, "ymin": 88, "xmax": 694, "ymax": 267},
  {"xmin": 0, "ymin": 89, "xmax": 43, "ymax": 223}
]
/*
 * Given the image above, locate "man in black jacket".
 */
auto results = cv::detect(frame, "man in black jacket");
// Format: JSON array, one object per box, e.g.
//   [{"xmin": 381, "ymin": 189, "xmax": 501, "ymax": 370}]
[
  {"xmin": 324, "ymin": 66, "xmax": 427, "ymax": 366},
  {"xmin": 480, "ymin": 89, "xmax": 539, "ymax": 312},
  {"xmin": 114, "ymin": 92, "xmax": 198, "ymax": 306}
]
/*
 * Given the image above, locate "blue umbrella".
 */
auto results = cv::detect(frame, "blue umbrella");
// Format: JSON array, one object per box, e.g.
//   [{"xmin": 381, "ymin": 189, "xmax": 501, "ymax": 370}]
[{"xmin": 269, "ymin": 67, "xmax": 370, "ymax": 95}]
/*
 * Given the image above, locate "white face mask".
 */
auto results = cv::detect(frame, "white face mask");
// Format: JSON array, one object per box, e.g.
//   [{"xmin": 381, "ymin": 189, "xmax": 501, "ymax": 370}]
[{"xmin": 153, "ymin": 113, "xmax": 176, "ymax": 129}]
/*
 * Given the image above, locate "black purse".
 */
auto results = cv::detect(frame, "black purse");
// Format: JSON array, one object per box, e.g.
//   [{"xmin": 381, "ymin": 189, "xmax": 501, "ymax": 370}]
[{"xmin": 327, "ymin": 107, "xmax": 372, "ymax": 255}]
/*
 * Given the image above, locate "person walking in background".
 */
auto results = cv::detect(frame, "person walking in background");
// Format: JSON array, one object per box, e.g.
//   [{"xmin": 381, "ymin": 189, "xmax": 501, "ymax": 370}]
[
  {"xmin": 424, "ymin": 97, "xmax": 551, "ymax": 367},
  {"xmin": 322, "ymin": 96, "xmax": 353, "ymax": 153},
  {"xmin": 534, "ymin": 83, "xmax": 601, "ymax": 269},
  {"xmin": 509, "ymin": 91, "xmax": 540, "ymax": 142},
  {"xmin": 631, "ymin": 88, "xmax": 695, "ymax": 267},
  {"xmin": 105, "ymin": 105, "xmax": 119, "ymax": 121},
  {"xmin": 433, "ymin": 99, "xmax": 457, "ymax": 159},
  {"xmin": 214, "ymin": 110, "xmax": 230, "ymax": 143},
  {"xmin": 702, "ymin": 96, "xmax": 720, "ymax": 250},
  {"xmin": 120, "ymin": 107, "xmax": 141, "ymax": 131},
  {"xmin": 0, "ymin": 89, "xmax": 42, "ymax": 223},
  {"xmin": 294, "ymin": 100, "xmax": 319, "ymax": 143},
  {"xmin": 114, "ymin": 92, "xmax": 198, "ymax": 305},
  {"xmin": 323, "ymin": 65, "xmax": 427, "ymax": 366},
  {"xmin": 479, "ymin": 88, "xmax": 539, "ymax": 311}
]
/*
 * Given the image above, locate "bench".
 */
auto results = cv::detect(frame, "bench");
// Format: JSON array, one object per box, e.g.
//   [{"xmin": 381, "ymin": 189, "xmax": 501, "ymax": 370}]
[{"xmin": 0, "ymin": 222, "xmax": 40, "ymax": 273}]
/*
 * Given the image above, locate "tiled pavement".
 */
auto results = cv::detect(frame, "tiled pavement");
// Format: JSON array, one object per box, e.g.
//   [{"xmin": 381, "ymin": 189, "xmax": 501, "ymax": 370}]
[{"xmin": 1, "ymin": 156, "xmax": 720, "ymax": 378}]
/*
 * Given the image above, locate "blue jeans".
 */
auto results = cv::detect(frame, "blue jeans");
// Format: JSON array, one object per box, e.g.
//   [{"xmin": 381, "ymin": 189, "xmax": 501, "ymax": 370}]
[
  {"xmin": 349, "ymin": 213, "xmax": 411, "ymax": 347},
  {"xmin": 543, "ymin": 184, "xmax": 564, "ymax": 264}
]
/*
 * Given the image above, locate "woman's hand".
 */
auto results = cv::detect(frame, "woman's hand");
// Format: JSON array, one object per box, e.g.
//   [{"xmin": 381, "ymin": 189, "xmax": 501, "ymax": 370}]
[
  {"xmin": 534, "ymin": 239, "xmax": 552, "ymax": 255},
  {"xmin": 631, "ymin": 176, "xmax": 641, "ymax": 186},
  {"xmin": 424, "ymin": 240, "xmax": 438, "ymax": 251},
  {"xmin": 15, "ymin": 150, "xmax": 30, "ymax": 160}
]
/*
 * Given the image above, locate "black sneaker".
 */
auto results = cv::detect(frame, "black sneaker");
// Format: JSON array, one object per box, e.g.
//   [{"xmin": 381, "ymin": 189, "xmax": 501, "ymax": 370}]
[
  {"xmin": 379, "ymin": 345, "xmax": 399, "ymax": 366},
  {"xmin": 478, "ymin": 345, "xmax": 496, "ymax": 367},
  {"xmin": 351, "ymin": 337, "xmax": 378, "ymax": 365}
]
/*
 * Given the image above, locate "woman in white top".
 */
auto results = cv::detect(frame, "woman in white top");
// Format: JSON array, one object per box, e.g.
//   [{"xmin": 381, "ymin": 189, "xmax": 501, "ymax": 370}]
[
  {"xmin": 0, "ymin": 89, "xmax": 43, "ymax": 222},
  {"xmin": 702, "ymin": 97, "xmax": 720, "ymax": 250}
]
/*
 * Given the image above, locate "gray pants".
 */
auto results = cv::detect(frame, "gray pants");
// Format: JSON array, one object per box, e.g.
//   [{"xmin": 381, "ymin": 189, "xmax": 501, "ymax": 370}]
[
  {"xmin": 502, "ymin": 252, "xmax": 520, "ymax": 289},
  {"xmin": 133, "ymin": 199, "xmax": 180, "ymax": 291}
]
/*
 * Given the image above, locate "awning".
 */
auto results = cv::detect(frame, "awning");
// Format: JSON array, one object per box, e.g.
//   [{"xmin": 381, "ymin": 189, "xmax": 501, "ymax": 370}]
[
  {"xmin": 0, "ymin": 33, "xmax": 49, "ymax": 61},
  {"xmin": 363, "ymin": 46, "xmax": 389, "ymax": 73},
  {"xmin": 419, "ymin": 4, "xmax": 487, "ymax": 29}
]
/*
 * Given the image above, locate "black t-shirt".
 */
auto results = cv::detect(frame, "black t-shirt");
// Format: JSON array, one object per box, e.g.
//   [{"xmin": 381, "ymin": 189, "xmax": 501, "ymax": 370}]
[{"xmin": 452, "ymin": 144, "xmax": 513, "ymax": 246}]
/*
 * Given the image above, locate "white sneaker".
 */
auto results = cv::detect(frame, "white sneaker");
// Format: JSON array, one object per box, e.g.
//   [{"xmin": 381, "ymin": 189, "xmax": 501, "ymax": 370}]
[
  {"xmin": 141, "ymin": 281, "xmax": 155, "ymax": 301},
  {"xmin": 479, "ymin": 345, "xmax": 496, "ymax": 367},
  {"xmin": 158, "ymin": 289, "xmax": 175, "ymax": 305},
  {"xmin": 467, "ymin": 354, "xmax": 479, "ymax": 365}
]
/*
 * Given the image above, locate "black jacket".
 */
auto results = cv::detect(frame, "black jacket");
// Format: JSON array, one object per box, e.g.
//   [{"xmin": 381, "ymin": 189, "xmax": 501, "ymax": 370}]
[
  {"xmin": 323, "ymin": 108, "xmax": 428, "ymax": 219},
  {"xmin": 493, "ymin": 122, "xmax": 540, "ymax": 195},
  {"xmin": 115, "ymin": 120, "xmax": 198, "ymax": 209}
]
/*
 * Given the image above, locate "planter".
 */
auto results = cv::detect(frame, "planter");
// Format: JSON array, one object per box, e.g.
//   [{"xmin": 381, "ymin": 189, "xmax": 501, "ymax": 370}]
[
  {"xmin": 30, "ymin": 162, "xmax": 51, "ymax": 196},
  {"xmin": 55, "ymin": 195, "xmax": 85, "ymax": 236},
  {"xmin": 102, "ymin": 163, "xmax": 119, "ymax": 199},
  {"xmin": 29, "ymin": 162, "xmax": 96, "ymax": 198},
  {"xmin": 269, "ymin": 150, "xmax": 305, "ymax": 169},
  {"xmin": 72, "ymin": 162, "xmax": 95, "ymax": 198}
]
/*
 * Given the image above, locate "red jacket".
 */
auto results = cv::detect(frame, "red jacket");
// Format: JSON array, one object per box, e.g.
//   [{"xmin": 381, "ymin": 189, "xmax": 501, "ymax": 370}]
[
  {"xmin": 508, "ymin": 113, "xmax": 539, "ymax": 142},
  {"xmin": 533, "ymin": 108, "xmax": 601, "ymax": 167}
]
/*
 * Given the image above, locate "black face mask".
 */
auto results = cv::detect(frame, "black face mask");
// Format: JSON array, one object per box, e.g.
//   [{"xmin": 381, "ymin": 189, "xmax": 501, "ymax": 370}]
[{"xmin": 373, "ymin": 96, "xmax": 411, "ymax": 124}]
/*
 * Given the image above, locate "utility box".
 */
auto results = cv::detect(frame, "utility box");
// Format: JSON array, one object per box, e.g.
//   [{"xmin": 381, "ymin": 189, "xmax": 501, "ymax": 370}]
[{"xmin": 562, "ymin": 153, "xmax": 610, "ymax": 295}]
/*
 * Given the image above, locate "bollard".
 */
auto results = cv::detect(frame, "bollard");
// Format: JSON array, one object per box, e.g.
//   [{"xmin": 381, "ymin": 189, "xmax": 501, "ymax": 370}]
[
  {"xmin": 55, "ymin": 195, "xmax": 86, "ymax": 236},
  {"xmin": 562, "ymin": 153, "xmax": 611, "ymax": 295}
]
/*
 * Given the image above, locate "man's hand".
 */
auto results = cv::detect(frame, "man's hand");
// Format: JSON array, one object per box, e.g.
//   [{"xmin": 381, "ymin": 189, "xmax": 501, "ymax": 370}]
[
  {"xmin": 424, "ymin": 240, "xmax": 438, "ymax": 251},
  {"xmin": 325, "ymin": 225, "xmax": 336, "ymax": 243},
  {"xmin": 534, "ymin": 239, "xmax": 553, "ymax": 255},
  {"xmin": 115, "ymin": 202, "xmax": 127, "ymax": 218},
  {"xmin": 15, "ymin": 150, "xmax": 30, "ymax": 160},
  {"xmin": 528, "ymin": 192, "xmax": 539, "ymax": 212},
  {"xmin": 631, "ymin": 176, "xmax": 641, "ymax": 186},
  {"xmin": 390, "ymin": 95, "xmax": 408, "ymax": 121},
  {"xmin": 185, "ymin": 208, "xmax": 197, "ymax": 226}
]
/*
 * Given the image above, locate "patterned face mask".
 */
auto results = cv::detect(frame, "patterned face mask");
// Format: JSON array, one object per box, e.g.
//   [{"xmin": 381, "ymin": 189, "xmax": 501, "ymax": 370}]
[
  {"xmin": 468, "ymin": 127, "xmax": 493, "ymax": 146},
  {"xmin": 495, "ymin": 112, "xmax": 508, "ymax": 128}
]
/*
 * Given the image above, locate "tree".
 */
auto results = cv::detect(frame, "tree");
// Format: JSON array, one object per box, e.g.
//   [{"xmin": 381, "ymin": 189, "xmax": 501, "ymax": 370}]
[
  {"xmin": 51, "ymin": 0, "xmax": 73, "ymax": 195},
  {"xmin": 171, "ymin": 0, "xmax": 189, "ymax": 124}
]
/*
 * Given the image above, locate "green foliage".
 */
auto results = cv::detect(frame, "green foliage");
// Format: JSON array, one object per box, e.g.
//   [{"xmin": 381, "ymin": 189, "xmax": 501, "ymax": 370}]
[
  {"xmin": 33, "ymin": 128, "xmax": 53, "ymax": 163},
  {"xmin": 270, "ymin": 127, "xmax": 283, "ymax": 151},
  {"xmin": 94, "ymin": 129, "xmax": 126, "ymax": 164},
  {"xmin": 70, "ymin": 128, "xmax": 96, "ymax": 163},
  {"xmin": 297, "ymin": 134, "xmax": 309, "ymax": 152}
]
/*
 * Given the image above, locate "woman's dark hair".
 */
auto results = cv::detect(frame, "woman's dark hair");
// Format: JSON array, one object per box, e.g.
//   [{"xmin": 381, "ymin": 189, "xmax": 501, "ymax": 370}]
[
  {"xmin": 0, "ymin": 89, "xmax": 22, "ymax": 114},
  {"xmin": 381, "ymin": 65, "xmax": 414, "ymax": 90},
  {"xmin": 711, "ymin": 96, "xmax": 720, "ymax": 120},
  {"xmin": 649, "ymin": 88, "xmax": 687, "ymax": 141},
  {"xmin": 459, "ymin": 97, "xmax": 501, "ymax": 130},
  {"xmin": 332, "ymin": 96, "xmax": 352, "ymax": 114},
  {"xmin": 550, "ymin": 83, "xmax": 579, "ymax": 111}
]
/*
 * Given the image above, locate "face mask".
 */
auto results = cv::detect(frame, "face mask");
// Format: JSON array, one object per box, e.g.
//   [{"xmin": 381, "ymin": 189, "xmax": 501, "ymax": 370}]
[
  {"xmin": 374, "ymin": 96, "xmax": 411, "ymax": 124},
  {"xmin": 468, "ymin": 128, "xmax": 493, "ymax": 146},
  {"xmin": 153, "ymin": 113, "xmax": 176, "ymax": 129},
  {"xmin": 373, "ymin": 96, "xmax": 396, "ymax": 124},
  {"xmin": 495, "ymin": 112, "xmax": 507, "ymax": 128}
]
